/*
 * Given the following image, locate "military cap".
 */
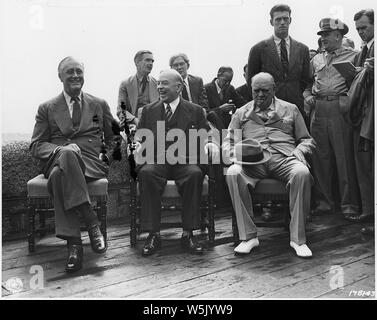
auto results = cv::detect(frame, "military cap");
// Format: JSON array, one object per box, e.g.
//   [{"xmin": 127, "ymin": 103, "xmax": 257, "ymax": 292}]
[{"xmin": 317, "ymin": 18, "xmax": 349, "ymax": 35}]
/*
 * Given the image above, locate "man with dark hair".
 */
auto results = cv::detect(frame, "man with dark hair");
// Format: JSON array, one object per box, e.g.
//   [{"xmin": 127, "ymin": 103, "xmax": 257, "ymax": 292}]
[
  {"xmin": 135, "ymin": 69, "xmax": 219, "ymax": 256},
  {"xmin": 247, "ymin": 4, "xmax": 310, "ymax": 124},
  {"xmin": 169, "ymin": 53, "xmax": 208, "ymax": 111},
  {"xmin": 117, "ymin": 50, "xmax": 159, "ymax": 126},
  {"xmin": 205, "ymin": 66, "xmax": 246, "ymax": 129},
  {"xmin": 305, "ymin": 18, "xmax": 359, "ymax": 218},
  {"xmin": 30, "ymin": 57, "xmax": 117, "ymax": 273},
  {"xmin": 236, "ymin": 64, "xmax": 253, "ymax": 103},
  {"xmin": 346, "ymin": 9, "xmax": 374, "ymax": 235}
]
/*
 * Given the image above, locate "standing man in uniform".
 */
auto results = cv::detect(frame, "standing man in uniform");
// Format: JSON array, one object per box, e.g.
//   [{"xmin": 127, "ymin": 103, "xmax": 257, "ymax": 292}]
[{"xmin": 305, "ymin": 18, "xmax": 359, "ymax": 218}]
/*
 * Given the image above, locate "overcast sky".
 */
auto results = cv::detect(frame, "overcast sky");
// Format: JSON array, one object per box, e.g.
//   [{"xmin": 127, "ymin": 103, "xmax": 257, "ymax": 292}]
[{"xmin": 1, "ymin": 0, "xmax": 375, "ymax": 135}]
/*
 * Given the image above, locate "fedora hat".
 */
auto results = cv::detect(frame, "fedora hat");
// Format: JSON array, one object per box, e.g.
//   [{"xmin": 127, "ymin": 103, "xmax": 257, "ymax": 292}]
[
  {"xmin": 317, "ymin": 18, "xmax": 349, "ymax": 36},
  {"xmin": 234, "ymin": 138, "xmax": 271, "ymax": 165}
]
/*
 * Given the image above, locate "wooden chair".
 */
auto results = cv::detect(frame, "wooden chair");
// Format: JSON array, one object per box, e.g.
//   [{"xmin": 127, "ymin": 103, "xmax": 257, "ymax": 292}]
[
  {"xmin": 129, "ymin": 165, "xmax": 217, "ymax": 247},
  {"xmin": 26, "ymin": 174, "xmax": 108, "ymax": 252},
  {"xmin": 231, "ymin": 178, "xmax": 290, "ymax": 245}
]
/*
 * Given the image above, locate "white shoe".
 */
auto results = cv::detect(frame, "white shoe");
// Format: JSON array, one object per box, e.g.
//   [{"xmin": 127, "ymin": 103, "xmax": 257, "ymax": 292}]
[
  {"xmin": 290, "ymin": 241, "xmax": 312, "ymax": 258},
  {"xmin": 234, "ymin": 238, "xmax": 259, "ymax": 254}
]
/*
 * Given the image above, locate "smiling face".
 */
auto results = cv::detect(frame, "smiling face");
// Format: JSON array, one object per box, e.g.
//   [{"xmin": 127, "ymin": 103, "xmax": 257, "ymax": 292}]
[
  {"xmin": 157, "ymin": 70, "xmax": 182, "ymax": 103},
  {"xmin": 252, "ymin": 76, "xmax": 275, "ymax": 110},
  {"xmin": 58, "ymin": 58, "xmax": 84, "ymax": 97},
  {"xmin": 270, "ymin": 11, "xmax": 291, "ymax": 39},
  {"xmin": 355, "ymin": 15, "xmax": 374, "ymax": 43}
]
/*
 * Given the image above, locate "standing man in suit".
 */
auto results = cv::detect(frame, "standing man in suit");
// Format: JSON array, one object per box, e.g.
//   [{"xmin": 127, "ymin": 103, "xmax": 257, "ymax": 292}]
[
  {"xmin": 224, "ymin": 72, "xmax": 314, "ymax": 258},
  {"xmin": 117, "ymin": 50, "xmax": 159, "ymax": 126},
  {"xmin": 30, "ymin": 57, "xmax": 117, "ymax": 273},
  {"xmin": 236, "ymin": 64, "xmax": 253, "ymax": 103},
  {"xmin": 135, "ymin": 69, "xmax": 219, "ymax": 257},
  {"xmin": 205, "ymin": 66, "xmax": 246, "ymax": 129},
  {"xmin": 305, "ymin": 18, "xmax": 359, "ymax": 218},
  {"xmin": 169, "ymin": 53, "xmax": 209, "ymax": 111},
  {"xmin": 247, "ymin": 4, "xmax": 310, "ymax": 124},
  {"xmin": 346, "ymin": 9, "xmax": 374, "ymax": 235}
]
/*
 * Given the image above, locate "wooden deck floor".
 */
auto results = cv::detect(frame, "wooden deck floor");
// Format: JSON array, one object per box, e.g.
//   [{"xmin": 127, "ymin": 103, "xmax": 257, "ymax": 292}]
[{"xmin": 2, "ymin": 210, "xmax": 375, "ymax": 299}]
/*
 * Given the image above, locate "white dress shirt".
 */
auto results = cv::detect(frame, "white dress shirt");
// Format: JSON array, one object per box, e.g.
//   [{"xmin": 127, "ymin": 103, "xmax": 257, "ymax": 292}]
[
  {"xmin": 164, "ymin": 96, "xmax": 180, "ymax": 115},
  {"xmin": 182, "ymin": 77, "xmax": 193, "ymax": 102},
  {"xmin": 273, "ymin": 34, "xmax": 290, "ymax": 61},
  {"xmin": 63, "ymin": 91, "xmax": 82, "ymax": 118}
]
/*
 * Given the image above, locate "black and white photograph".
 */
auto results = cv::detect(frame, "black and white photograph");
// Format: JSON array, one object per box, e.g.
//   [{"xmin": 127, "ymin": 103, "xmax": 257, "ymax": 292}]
[{"xmin": 1, "ymin": 0, "xmax": 375, "ymax": 306}]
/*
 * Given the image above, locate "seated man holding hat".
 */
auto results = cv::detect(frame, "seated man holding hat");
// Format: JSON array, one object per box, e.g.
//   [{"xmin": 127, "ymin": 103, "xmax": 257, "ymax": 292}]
[{"xmin": 223, "ymin": 72, "xmax": 315, "ymax": 258}]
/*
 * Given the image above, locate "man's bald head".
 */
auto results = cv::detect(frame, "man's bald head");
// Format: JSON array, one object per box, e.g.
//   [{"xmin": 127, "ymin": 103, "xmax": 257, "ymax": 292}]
[{"xmin": 251, "ymin": 72, "xmax": 275, "ymax": 110}]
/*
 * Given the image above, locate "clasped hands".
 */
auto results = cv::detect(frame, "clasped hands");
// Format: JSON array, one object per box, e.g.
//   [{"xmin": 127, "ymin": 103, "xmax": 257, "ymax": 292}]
[{"xmin": 290, "ymin": 149, "xmax": 309, "ymax": 168}]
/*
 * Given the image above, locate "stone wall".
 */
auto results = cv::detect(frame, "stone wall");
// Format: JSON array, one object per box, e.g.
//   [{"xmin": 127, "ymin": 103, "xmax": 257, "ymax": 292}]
[{"xmin": 2, "ymin": 141, "xmax": 130, "ymax": 240}]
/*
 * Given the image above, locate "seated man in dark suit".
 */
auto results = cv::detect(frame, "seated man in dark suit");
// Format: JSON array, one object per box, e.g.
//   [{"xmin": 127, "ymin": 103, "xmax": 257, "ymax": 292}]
[
  {"xmin": 205, "ymin": 66, "xmax": 246, "ymax": 130},
  {"xmin": 30, "ymin": 57, "xmax": 117, "ymax": 273},
  {"xmin": 135, "ymin": 69, "xmax": 219, "ymax": 257},
  {"xmin": 236, "ymin": 64, "xmax": 253, "ymax": 103},
  {"xmin": 169, "ymin": 53, "xmax": 209, "ymax": 111}
]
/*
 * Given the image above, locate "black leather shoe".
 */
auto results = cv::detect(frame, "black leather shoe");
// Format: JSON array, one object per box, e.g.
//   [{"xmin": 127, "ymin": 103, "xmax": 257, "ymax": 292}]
[
  {"xmin": 345, "ymin": 213, "xmax": 374, "ymax": 223},
  {"xmin": 142, "ymin": 233, "xmax": 161, "ymax": 257},
  {"xmin": 361, "ymin": 226, "xmax": 374, "ymax": 235},
  {"xmin": 181, "ymin": 233, "xmax": 203, "ymax": 254},
  {"xmin": 66, "ymin": 244, "xmax": 83, "ymax": 273},
  {"xmin": 88, "ymin": 225, "xmax": 107, "ymax": 254}
]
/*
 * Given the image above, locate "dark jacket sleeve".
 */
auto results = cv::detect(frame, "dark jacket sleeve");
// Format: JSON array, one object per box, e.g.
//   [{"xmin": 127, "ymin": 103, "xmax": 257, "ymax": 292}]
[{"xmin": 247, "ymin": 42, "xmax": 263, "ymax": 89}]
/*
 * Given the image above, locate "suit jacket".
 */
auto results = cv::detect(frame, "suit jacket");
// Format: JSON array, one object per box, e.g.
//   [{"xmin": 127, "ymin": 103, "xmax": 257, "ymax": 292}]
[
  {"xmin": 30, "ymin": 92, "xmax": 115, "ymax": 179},
  {"xmin": 222, "ymin": 97, "xmax": 314, "ymax": 163},
  {"xmin": 236, "ymin": 83, "xmax": 253, "ymax": 103},
  {"xmin": 186, "ymin": 74, "xmax": 209, "ymax": 111},
  {"xmin": 205, "ymin": 79, "xmax": 246, "ymax": 128},
  {"xmin": 117, "ymin": 74, "xmax": 159, "ymax": 123},
  {"xmin": 135, "ymin": 98, "xmax": 212, "ymax": 166},
  {"xmin": 247, "ymin": 36, "xmax": 310, "ymax": 113}
]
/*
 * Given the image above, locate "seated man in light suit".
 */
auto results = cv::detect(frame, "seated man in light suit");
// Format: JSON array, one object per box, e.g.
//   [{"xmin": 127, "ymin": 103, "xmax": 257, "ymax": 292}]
[
  {"xmin": 117, "ymin": 50, "xmax": 159, "ymax": 126},
  {"xmin": 30, "ymin": 57, "xmax": 117, "ymax": 273},
  {"xmin": 135, "ymin": 69, "xmax": 219, "ymax": 257},
  {"xmin": 169, "ymin": 53, "xmax": 209, "ymax": 111},
  {"xmin": 223, "ymin": 72, "xmax": 314, "ymax": 258}
]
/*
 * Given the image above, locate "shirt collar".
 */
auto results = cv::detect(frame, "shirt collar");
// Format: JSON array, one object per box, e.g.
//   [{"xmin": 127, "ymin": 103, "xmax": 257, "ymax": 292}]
[
  {"xmin": 273, "ymin": 34, "xmax": 290, "ymax": 45},
  {"xmin": 215, "ymin": 79, "xmax": 222, "ymax": 93},
  {"xmin": 136, "ymin": 74, "xmax": 150, "ymax": 83},
  {"xmin": 164, "ymin": 96, "xmax": 180, "ymax": 114},
  {"xmin": 366, "ymin": 38, "xmax": 374, "ymax": 50},
  {"xmin": 63, "ymin": 91, "xmax": 82, "ymax": 104},
  {"xmin": 254, "ymin": 98, "xmax": 275, "ymax": 113},
  {"xmin": 325, "ymin": 46, "xmax": 344, "ymax": 57}
]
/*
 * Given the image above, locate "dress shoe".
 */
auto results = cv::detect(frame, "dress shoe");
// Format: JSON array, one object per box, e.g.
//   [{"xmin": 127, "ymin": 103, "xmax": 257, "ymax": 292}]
[
  {"xmin": 361, "ymin": 226, "xmax": 374, "ymax": 235},
  {"xmin": 142, "ymin": 233, "xmax": 161, "ymax": 257},
  {"xmin": 345, "ymin": 213, "xmax": 374, "ymax": 223},
  {"xmin": 181, "ymin": 233, "xmax": 203, "ymax": 254},
  {"xmin": 234, "ymin": 238, "xmax": 259, "ymax": 255},
  {"xmin": 290, "ymin": 241, "xmax": 312, "ymax": 258},
  {"xmin": 66, "ymin": 244, "xmax": 83, "ymax": 273},
  {"xmin": 88, "ymin": 225, "xmax": 107, "ymax": 254}
]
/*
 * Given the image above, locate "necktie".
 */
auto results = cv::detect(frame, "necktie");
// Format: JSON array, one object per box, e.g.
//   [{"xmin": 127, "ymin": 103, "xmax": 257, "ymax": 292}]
[
  {"xmin": 182, "ymin": 82, "xmax": 189, "ymax": 101},
  {"xmin": 141, "ymin": 76, "xmax": 147, "ymax": 93},
  {"xmin": 165, "ymin": 104, "xmax": 172, "ymax": 122},
  {"xmin": 280, "ymin": 39, "xmax": 289, "ymax": 76},
  {"xmin": 71, "ymin": 96, "xmax": 81, "ymax": 129},
  {"xmin": 359, "ymin": 45, "xmax": 368, "ymax": 65},
  {"xmin": 219, "ymin": 88, "xmax": 225, "ymax": 103}
]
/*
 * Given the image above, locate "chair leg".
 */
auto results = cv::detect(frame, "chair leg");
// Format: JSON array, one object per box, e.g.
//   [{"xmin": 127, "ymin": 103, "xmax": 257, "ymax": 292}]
[
  {"xmin": 98, "ymin": 201, "xmax": 107, "ymax": 241},
  {"xmin": 130, "ymin": 180, "xmax": 137, "ymax": 247},
  {"xmin": 232, "ymin": 208, "xmax": 239, "ymax": 246},
  {"xmin": 200, "ymin": 206, "xmax": 207, "ymax": 232},
  {"xmin": 208, "ymin": 199, "xmax": 215, "ymax": 246},
  {"xmin": 39, "ymin": 212, "xmax": 46, "ymax": 238},
  {"xmin": 28, "ymin": 205, "xmax": 36, "ymax": 253}
]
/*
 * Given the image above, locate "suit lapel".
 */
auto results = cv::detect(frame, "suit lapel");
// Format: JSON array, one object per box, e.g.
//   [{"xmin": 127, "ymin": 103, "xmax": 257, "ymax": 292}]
[
  {"xmin": 245, "ymin": 102, "xmax": 265, "ymax": 125},
  {"xmin": 79, "ymin": 93, "xmax": 97, "ymax": 134},
  {"xmin": 267, "ymin": 37, "xmax": 283, "ymax": 71},
  {"xmin": 52, "ymin": 93, "xmax": 75, "ymax": 137},
  {"xmin": 174, "ymin": 99, "xmax": 191, "ymax": 130},
  {"xmin": 288, "ymin": 37, "xmax": 299, "ymax": 72},
  {"xmin": 129, "ymin": 75, "xmax": 139, "ymax": 114}
]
